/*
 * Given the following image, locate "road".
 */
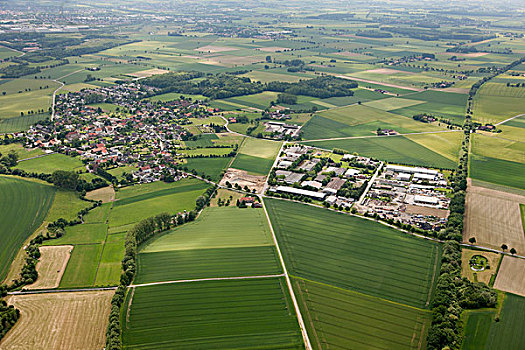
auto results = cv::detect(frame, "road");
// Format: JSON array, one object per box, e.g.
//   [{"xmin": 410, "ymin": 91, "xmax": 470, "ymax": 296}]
[
  {"xmin": 129, "ymin": 274, "xmax": 286, "ymax": 288},
  {"xmin": 261, "ymin": 198, "xmax": 313, "ymax": 350},
  {"xmin": 358, "ymin": 161, "xmax": 383, "ymax": 205},
  {"xmin": 495, "ymin": 113, "xmax": 524, "ymax": 126},
  {"xmin": 8, "ymin": 286, "xmax": 117, "ymax": 296},
  {"xmin": 50, "ymin": 68, "xmax": 86, "ymax": 120},
  {"xmin": 335, "ymin": 74, "xmax": 424, "ymax": 92}
]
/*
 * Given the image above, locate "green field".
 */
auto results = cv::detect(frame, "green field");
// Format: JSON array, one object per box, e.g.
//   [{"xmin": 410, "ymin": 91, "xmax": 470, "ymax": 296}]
[
  {"xmin": 184, "ymin": 156, "xmax": 232, "ymax": 181},
  {"xmin": 470, "ymin": 155, "xmax": 524, "ymax": 190},
  {"xmin": 0, "ymin": 176, "xmax": 55, "ymax": 281},
  {"xmin": 122, "ymin": 278, "xmax": 304, "ymax": 349},
  {"xmin": 462, "ymin": 311, "xmax": 496, "ymax": 350},
  {"xmin": 293, "ymin": 278, "xmax": 432, "ymax": 350},
  {"xmin": 304, "ymin": 135, "xmax": 458, "ymax": 169},
  {"xmin": 15, "ymin": 153, "xmax": 84, "ymax": 174},
  {"xmin": 43, "ymin": 223, "xmax": 108, "ymax": 245},
  {"xmin": 59, "ymin": 244, "xmax": 103, "ymax": 288},
  {"xmin": 136, "ymin": 207, "xmax": 279, "ymax": 283},
  {"xmin": 265, "ymin": 199, "xmax": 441, "ymax": 308},
  {"xmin": 231, "ymin": 138, "xmax": 281, "ymax": 175},
  {"xmin": 110, "ymin": 179, "xmax": 209, "ymax": 229}
]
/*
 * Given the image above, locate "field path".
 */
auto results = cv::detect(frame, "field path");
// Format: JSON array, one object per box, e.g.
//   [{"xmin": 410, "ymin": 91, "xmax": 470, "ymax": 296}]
[
  {"xmin": 50, "ymin": 68, "xmax": 86, "ymax": 120},
  {"xmin": 129, "ymin": 274, "xmax": 286, "ymax": 288},
  {"xmin": 495, "ymin": 113, "xmax": 525, "ymax": 126},
  {"xmin": 261, "ymin": 198, "xmax": 313, "ymax": 350},
  {"xmin": 335, "ymin": 74, "xmax": 423, "ymax": 92}
]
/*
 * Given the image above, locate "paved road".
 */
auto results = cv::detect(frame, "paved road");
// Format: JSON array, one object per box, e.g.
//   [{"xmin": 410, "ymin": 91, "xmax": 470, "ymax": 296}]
[
  {"xmin": 129, "ymin": 274, "xmax": 286, "ymax": 288},
  {"xmin": 51, "ymin": 69, "xmax": 86, "ymax": 120},
  {"xmin": 358, "ymin": 161, "xmax": 383, "ymax": 205}
]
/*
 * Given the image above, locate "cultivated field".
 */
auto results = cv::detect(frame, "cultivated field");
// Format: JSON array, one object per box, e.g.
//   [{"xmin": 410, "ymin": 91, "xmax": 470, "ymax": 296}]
[
  {"xmin": 0, "ymin": 176, "xmax": 55, "ymax": 281},
  {"xmin": 230, "ymin": 138, "xmax": 281, "ymax": 176},
  {"xmin": 14, "ymin": 153, "xmax": 84, "ymax": 174},
  {"xmin": 1, "ymin": 291, "xmax": 113, "ymax": 350},
  {"xmin": 122, "ymin": 278, "xmax": 304, "ymax": 349},
  {"xmin": 27, "ymin": 245, "xmax": 72, "ymax": 290},
  {"xmin": 494, "ymin": 256, "xmax": 525, "ymax": 297},
  {"xmin": 293, "ymin": 278, "xmax": 432, "ymax": 350},
  {"xmin": 464, "ymin": 184, "xmax": 525, "ymax": 253},
  {"xmin": 85, "ymin": 186, "xmax": 115, "ymax": 203},
  {"xmin": 484, "ymin": 294, "xmax": 525, "ymax": 350},
  {"xmin": 265, "ymin": 199, "xmax": 442, "ymax": 309}
]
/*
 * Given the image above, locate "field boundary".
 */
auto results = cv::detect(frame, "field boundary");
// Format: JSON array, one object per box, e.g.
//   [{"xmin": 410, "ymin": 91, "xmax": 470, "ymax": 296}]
[{"xmin": 129, "ymin": 273, "xmax": 285, "ymax": 288}]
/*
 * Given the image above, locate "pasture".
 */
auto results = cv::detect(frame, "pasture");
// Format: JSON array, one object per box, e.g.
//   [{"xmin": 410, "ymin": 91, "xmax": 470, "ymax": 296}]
[
  {"xmin": 1, "ymin": 291, "xmax": 113, "ymax": 350},
  {"xmin": 265, "ymin": 199, "xmax": 442, "ymax": 309},
  {"xmin": 15, "ymin": 153, "xmax": 84, "ymax": 174},
  {"xmin": 293, "ymin": 278, "xmax": 432, "ymax": 350},
  {"xmin": 304, "ymin": 135, "xmax": 458, "ymax": 169},
  {"xmin": 59, "ymin": 244, "xmax": 103, "ymax": 288},
  {"xmin": 464, "ymin": 185, "xmax": 525, "ymax": 254},
  {"xmin": 27, "ymin": 245, "xmax": 72, "ymax": 290},
  {"xmin": 122, "ymin": 278, "xmax": 304, "ymax": 349},
  {"xmin": 494, "ymin": 257, "xmax": 525, "ymax": 297},
  {"xmin": 0, "ymin": 176, "xmax": 55, "ymax": 281}
]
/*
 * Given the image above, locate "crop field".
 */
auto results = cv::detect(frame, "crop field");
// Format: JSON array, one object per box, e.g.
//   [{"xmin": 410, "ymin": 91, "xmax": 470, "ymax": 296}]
[
  {"xmin": 470, "ymin": 155, "xmax": 524, "ymax": 190},
  {"xmin": 0, "ymin": 113, "xmax": 50, "ymax": 133},
  {"xmin": 404, "ymin": 131, "xmax": 462, "ymax": 162},
  {"xmin": 462, "ymin": 311, "xmax": 496, "ymax": 350},
  {"xmin": 94, "ymin": 240, "xmax": 126, "ymax": 286},
  {"xmin": 484, "ymin": 294, "xmax": 525, "ymax": 350},
  {"xmin": 1, "ymin": 291, "xmax": 113, "ymax": 350},
  {"xmin": 0, "ymin": 85, "xmax": 58, "ymax": 119},
  {"xmin": 265, "ymin": 199, "xmax": 441, "ymax": 308},
  {"xmin": 301, "ymin": 104, "xmax": 442, "ymax": 140},
  {"xmin": 293, "ymin": 278, "xmax": 432, "ymax": 350},
  {"xmin": 464, "ymin": 185, "xmax": 525, "ymax": 254},
  {"xmin": 136, "ymin": 207, "xmax": 279, "ymax": 283},
  {"xmin": 494, "ymin": 257, "xmax": 525, "ymax": 297},
  {"xmin": 0, "ymin": 176, "xmax": 55, "ymax": 281},
  {"xmin": 473, "ymin": 82, "xmax": 525, "ymax": 123},
  {"xmin": 44, "ymin": 223, "xmax": 108, "ymax": 245},
  {"xmin": 122, "ymin": 278, "xmax": 304, "ymax": 349},
  {"xmin": 28, "ymin": 245, "xmax": 72, "ymax": 290},
  {"xmin": 15, "ymin": 153, "xmax": 84, "ymax": 174},
  {"xmin": 184, "ymin": 156, "xmax": 233, "ymax": 181},
  {"xmin": 110, "ymin": 178, "xmax": 209, "ymax": 228},
  {"xmin": 231, "ymin": 138, "xmax": 281, "ymax": 175},
  {"xmin": 85, "ymin": 186, "xmax": 115, "ymax": 203},
  {"xmin": 135, "ymin": 246, "xmax": 281, "ymax": 284},
  {"xmin": 304, "ymin": 135, "xmax": 457, "ymax": 169}
]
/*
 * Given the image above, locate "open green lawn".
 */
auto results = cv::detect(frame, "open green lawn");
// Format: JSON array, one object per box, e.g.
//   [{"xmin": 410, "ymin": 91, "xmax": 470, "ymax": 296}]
[
  {"xmin": 0, "ymin": 176, "xmax": 55, "ymax": 281},
  {"xmin": 59, "ymin": 244, "xmax": 103, "ymax": 288},
  {"xmin": 304, "ymin": 135, "xmax": 458, "ymax": 169},
  {"xmin": 110, "ymin": 179, "xmax": 209, "ymax": 229},
  {"xmin": 293, "ymin": 278, "xmax": 432, "ymax": 350},
  {"xmin": 15, "ymin": 153, "xmax": 84, "ymax": 174},
  {"xmin": 265, "ymin": 199, "xmax": 442, "ymax": 309},
  {"xmin": 184, "ymin": 156, "xmax": 232, "ymax": 181},
  {"xmin": 122, "ymin": 278, "xmax": 304, "ymax": 349}
]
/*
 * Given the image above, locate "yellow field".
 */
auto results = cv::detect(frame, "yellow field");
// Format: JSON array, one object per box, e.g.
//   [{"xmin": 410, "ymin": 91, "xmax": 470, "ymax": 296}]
[
  {"xmin": 464, "ymin": 184, "xmax": 525, "ymax": 253},
  {"xmin": 494, "ymin": 256, "xmax": 525, "ymax": 297},
  {"xmin": 1, "ymin": 291, "xmax": 113, "ymax": 350},
  {"xmin": 28, "ymin": 245, "xmax": 73, "ymax": 290},
  {"xmin": 85, "ymin": 186, "xmax": 115, "ymax": 203}
]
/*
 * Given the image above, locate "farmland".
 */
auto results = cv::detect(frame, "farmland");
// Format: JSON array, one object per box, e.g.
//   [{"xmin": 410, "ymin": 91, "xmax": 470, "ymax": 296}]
[
  {"xmin": 293, "ymin": 278, "xmax": 432, "ymax": 350},
  {"xmin": 0, "ymin": 176, "xmax": 55, "ymax": 281},
  {"xmin": 494, "ymin": 257, "xmax": 525, "ymax": 297},
  {"xmin": 122, "ymin": 278, "xmax": 304, "ymax": 349},
  {"xmin": 27, "ymin": 245, "xmax": 72, "ymax": 290},
  {"xmin": 303, "ymin": 134, "xmax": 458, "ymax": 169},
  {"xmin": 0, "ymin": 291, "xmax": 113, "ymax": 349},
  {"xmin": 231, "ymin": 137, "xmax": 282, "ymax": 175},
  {"xmin": 265, "ymin": 199, "xmax": 441, "ymax": 309},
  {"xmin": 15, "ymin": 153, "xmax": 84, "ymax": 174},
  {"xmin": 484, "ymin": 294, "xmax": 525, "ymax": 350}
]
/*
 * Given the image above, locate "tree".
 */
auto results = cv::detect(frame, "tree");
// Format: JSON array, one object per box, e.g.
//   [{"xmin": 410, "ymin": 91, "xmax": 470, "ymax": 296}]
[
  {"xmin": 468, "ymin": 237, "xmax": 476, "ymax": 244},
  {"xmin": 265, "ymin": 55, "xmax": 272, "ymax": 63},
  {"xmin": 510, "ymin": 248, "xmax": 517, "ymax": 255},
  {"xmin": 51, "ymin": 170, "xmax": 80, "ymax": 190},
  {"xmin": 501, "ymin": 244, "xmax": 508, "ymax": 251}
]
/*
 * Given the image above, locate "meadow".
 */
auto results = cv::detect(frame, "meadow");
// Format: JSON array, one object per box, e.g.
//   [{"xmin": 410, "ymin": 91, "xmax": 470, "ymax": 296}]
[
  {"xmin": 15, "ymin": 153, "xmax": 84, "ymax": 174},
  {"xmin": 58, "ymin": 244, "xmax": 103, "ymax": 288},
  {"xmin": 304, "ymin": 135, "xmax": 458, "ymax": 169},
  {"xmin": 230, "ymin": 137, "xmax": 281, "ymax": 176},
  {"xmin": 0, "ymin": 176, "xmax": 55, "ymax": 281},
  {"xmin": 122, "ymin": 278, "xmax": 304, "ymax": 349},
  {"xmin": 184, "ymin": 156, "xmax": 232, "ymax": 181},
  {"xmin": 293, "ymin": 278, "xmax": 432, "ymax": 350},
  {"xmin": 265, "ymin": 198, "xmax": 441, "ymax": 309}
]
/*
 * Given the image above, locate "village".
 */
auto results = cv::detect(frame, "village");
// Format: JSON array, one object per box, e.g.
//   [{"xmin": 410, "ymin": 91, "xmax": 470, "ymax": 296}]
[{"xmin": 20, "ymin": 83, "xmax": 221, "ymax": 184}]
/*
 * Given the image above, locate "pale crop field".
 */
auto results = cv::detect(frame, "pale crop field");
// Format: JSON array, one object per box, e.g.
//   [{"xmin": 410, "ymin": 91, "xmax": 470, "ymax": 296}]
[
  {"xmin": 27, "ymin": 245, "xmax": 73, "ymax": 290},
  {"xmin": 1, "ymin": 291, "xmax": 113, "ymax": 350},
  {"xmin": 464, "ymin": 184, "xmax": 525, "ymax": 253},
  {"xmin": 494, "ymin": 256, "xmax": 525, "ymax": 297}
]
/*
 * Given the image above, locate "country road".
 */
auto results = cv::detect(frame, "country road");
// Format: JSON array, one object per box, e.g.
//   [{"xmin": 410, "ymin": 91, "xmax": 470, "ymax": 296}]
[
  {"xmin": 495, "ymin": 113, "xmax": 524, "ymax": 126},
  {"xmin": 51, "ymin": 68, "xmax": 86, "ymax": 120}
]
